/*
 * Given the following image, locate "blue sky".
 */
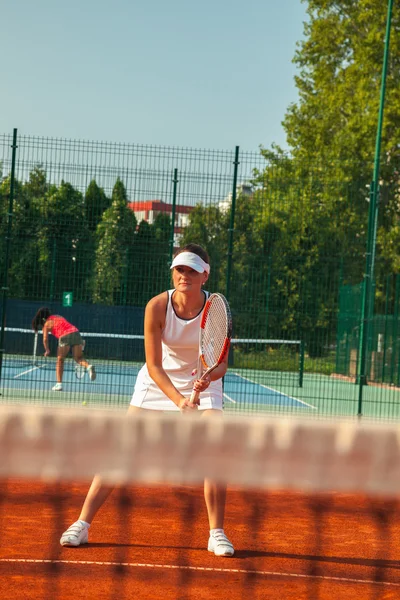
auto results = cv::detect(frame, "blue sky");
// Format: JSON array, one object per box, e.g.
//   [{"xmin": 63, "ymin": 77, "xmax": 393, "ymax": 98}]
[{"xmin": 1, "ymin": 0, "xmax": 307, "ymax": 151}]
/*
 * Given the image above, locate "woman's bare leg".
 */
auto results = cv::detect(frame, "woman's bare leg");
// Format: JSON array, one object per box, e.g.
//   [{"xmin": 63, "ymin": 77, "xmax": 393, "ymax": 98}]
[
  {"xmin": 72, "ymin": 344, "xmax": 90, "ymax": 369},
  {"xmin": 79, "ymin": 405, "xmax": 144, "ymax": 523},
  {"xmin": 78, "ymin": 476, "xmax": 114, "ymax": 523},
  {"xmin": 201, "ymin": 409, "xmax": 227, "ymax": 529},
  {"xmin": 56, "ymin": 346, "xmax": 70, "ymax": 383},
  {"xmin": 203, "ymin": 479, "xmax": 227, "ymax": 529},
  {"xmin": 201, "ymin": 408, "xmax": 233, "ymax": 555}
]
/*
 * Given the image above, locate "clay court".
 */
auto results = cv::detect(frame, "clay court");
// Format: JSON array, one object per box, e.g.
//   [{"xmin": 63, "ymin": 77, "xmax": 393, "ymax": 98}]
[{"xmin": 1, "ymin": 480, "xmax": 400, "ymax": 600}]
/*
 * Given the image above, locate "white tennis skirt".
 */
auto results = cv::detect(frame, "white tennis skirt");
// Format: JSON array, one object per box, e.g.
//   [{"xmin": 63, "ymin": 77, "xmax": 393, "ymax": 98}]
[{"xmin": 130, "ymin": 367, "xmax": 223, "ymax": 411}]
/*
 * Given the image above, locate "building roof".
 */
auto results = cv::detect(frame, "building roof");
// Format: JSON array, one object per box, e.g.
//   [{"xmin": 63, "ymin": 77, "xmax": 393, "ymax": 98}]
[{"xmin": 127, "ymin": 200, "xmax": 193, "ymax": 214}]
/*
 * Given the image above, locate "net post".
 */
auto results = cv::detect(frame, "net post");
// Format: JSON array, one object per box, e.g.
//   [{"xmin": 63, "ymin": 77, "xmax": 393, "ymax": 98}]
[
  {"xmin": 33, "ymin": 332, "xmax": 39, "ymax": 366},
  {"xmin": 299, "ymin": 340, "xmax": 305, "ymax": 388}
]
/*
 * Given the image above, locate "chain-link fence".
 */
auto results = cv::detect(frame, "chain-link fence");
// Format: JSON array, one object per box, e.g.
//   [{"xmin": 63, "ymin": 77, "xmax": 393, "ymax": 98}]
[{"xmin": 1, "ymin": 130, "xmax": 399, "ymax": 418}]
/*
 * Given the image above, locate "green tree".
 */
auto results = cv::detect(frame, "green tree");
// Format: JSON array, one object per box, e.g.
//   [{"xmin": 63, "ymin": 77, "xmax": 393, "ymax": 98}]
[
  {"xmin": 283, "ymin": 0, "xmax": 400, "ymax": 282},
  {"xmin": 131, "ymin": 220, "xmax": 157, "ymax": 305},
  {"xmin": 249, "ymin": 1, "xmax": 400, "ymax": 353},
  {"xmin": 35, "ymin": 180, "xmax": 87, "ymax": 301},
  {"xmin": 153, "ymin": 211, "xmax": 171, "ymax": 244},
  {"xmin": 92, "ymin": 178, "xmax": 137, "ymax": 304},
  {"xmin": 126, "ymin": 213, "xmax": 171, "ymax": 306},
  {"xmin": 179, "ymin": 204, "xmax": 229, "ymax": 293},
  {"xmin": 14, "ymin": 167, "xmax": 49, "ymax": 300},
  {"xmin": 79, "ymin": 180, "xmax": 111, "ymax": 301},
  {"xmin": 150, "ymin": 212, "xmax": 172, "ymax": 295},
  {"xmin": 84, "ymin": 180, "xmax": 110, "ymax": 232},
  {"xmin": 251, "ymin": 149, "xmax": 371, "ymax": 355},
  {"xmin": 0, "ymin": 170, "xmax": 44, "ymax": 300},
  {"xmin": 285, "ymin": 1, "xmax": 399, "ymax": 165}
]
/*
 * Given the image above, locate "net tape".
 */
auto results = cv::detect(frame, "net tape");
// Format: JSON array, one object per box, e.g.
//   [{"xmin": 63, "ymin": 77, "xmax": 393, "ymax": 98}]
[{"xmin": 1, "ymin": 406, "xmax": 400, "ymax": 495}]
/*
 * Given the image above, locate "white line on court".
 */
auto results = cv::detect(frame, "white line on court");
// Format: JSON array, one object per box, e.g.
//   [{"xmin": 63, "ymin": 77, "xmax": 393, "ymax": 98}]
[
  {"xmin": 0, "ymin": 558, "xmax": 398, "ymax": 589},
  {"xmin": 230, "ymin": 372, "xmax": 317, "ymax": 410},
  {"xmin": 223, "ymin": 393, "xmax": 237, "ymax": 404},
  {"xmin": 13, "ymin": 367, "xmax": 40, "ymax": 379}
]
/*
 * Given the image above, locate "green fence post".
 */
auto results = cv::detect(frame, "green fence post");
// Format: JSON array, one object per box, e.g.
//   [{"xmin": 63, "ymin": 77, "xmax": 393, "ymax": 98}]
[
  {"xmin": 265, "ymin": 254, "xmax": 271, "ymax": 336},
  {"xmin": 357, "ymin": 0, "xmax": 393, "ymax": 416},
  {"xmin": 169, "ymin": 168, "xmax": 178, "ymax": 263},
  {"xmin": 391, "ymin": 274, "xmax": 400, "ymax": 385},
  {"xmin": 396, "ymin": 295, "xmax": 400, "ymax": 388},
  {"xmin": 0, "ymin": 128, "xmax": 18, "ymax": 392},
  {"xmin": 335, "ymin": 258, "xmax": 344, "ymax": 374},
  {"xmin": 299, "ymin": 340, "xmax": 305, "ymax": 388},
  {"xmin": 226, "ymin": 146, "xmax": 239, "ymax": 299},
  {"xmin": 122, "ymin": 247, "xmax": 129, "ymax": 306},
  {"xmin": 50, "ymin": 238, "xmax": 57, "ymax": 301},
  {"xmin": 382, "ymin": 274, "xmax": 391, "ymax": 384}
]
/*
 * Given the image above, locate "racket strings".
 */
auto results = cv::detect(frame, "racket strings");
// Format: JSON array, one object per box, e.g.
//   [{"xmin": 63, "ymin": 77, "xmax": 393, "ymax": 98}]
[
  {"xmin": 75, "ymin": 364, "xmax": 87, "ymax": 379},
  {"xmin": 201, "ymin": 297, "xmax": 230, "ymax": 367}
]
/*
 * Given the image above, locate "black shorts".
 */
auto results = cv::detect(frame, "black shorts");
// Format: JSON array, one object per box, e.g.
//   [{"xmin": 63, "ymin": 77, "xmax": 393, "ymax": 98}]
[{"xmin": 58, "ymin": 332, "xmax": 83, "ymax": 347}]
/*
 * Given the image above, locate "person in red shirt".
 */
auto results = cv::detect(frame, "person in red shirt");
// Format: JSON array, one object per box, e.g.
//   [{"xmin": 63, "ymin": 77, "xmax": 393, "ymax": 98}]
[{"xmin": 32, "ymin": 307, "xmax": 96, "ymax": 391}]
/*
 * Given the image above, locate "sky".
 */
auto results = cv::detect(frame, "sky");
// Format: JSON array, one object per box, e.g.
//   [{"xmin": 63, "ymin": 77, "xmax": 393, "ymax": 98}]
[{"xmin": 1, "ymin": 0, "xmax": 307, "ymax": 152}]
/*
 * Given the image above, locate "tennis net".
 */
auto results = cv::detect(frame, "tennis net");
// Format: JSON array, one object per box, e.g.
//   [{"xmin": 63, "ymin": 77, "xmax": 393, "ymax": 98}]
[
  {"xmin": 0, "ymin": 328, "xmax": 304, "ymax": 413},
  {"xmin": 1, "ymin": 405, "xmax": 400, "ymax": 600}
]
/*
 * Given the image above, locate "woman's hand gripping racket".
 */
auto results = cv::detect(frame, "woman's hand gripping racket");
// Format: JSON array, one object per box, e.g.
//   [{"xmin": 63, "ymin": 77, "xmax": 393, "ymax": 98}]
[{"xmin": 190, "ymin": 293, "xmax": 232, "ymax": 405}]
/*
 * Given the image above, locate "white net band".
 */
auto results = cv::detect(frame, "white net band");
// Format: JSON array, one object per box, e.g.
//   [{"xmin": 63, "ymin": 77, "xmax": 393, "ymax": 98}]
[{"xmin": 1, "ymin": 405, "xmax": 400, "ymax": 495}]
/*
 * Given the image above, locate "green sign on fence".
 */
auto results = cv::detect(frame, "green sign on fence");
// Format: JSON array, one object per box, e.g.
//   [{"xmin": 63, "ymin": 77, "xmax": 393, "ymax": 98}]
[{"xmin": 62, "ymin": 292, "xmax": 73, "ymax": 307}]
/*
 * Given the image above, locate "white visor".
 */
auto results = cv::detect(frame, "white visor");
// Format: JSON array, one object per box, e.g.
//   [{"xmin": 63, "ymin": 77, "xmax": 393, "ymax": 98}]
[{"xmin": 170, "ymin": 251, "xmax": 210, "ymax": 274}]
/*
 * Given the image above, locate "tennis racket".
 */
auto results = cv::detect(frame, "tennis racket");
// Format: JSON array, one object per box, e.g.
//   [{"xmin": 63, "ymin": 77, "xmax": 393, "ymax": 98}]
[
  {"xmin": 190, "ymin": 293, "xmax": 232, "ymax": 405},
  {"xmin": 75, "ymin": 365, "xmax": 86, "ymax": 379}
]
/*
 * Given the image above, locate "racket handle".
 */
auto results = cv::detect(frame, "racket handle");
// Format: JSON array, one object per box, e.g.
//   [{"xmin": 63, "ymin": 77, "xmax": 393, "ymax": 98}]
[{"xmin": 189, "ymin": 388, "xmax": 200, "ymax": 404}]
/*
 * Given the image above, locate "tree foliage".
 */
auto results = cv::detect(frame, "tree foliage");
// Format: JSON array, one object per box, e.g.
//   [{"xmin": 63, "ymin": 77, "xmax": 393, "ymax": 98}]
[
  {"xmin": 92, "ymin": 179, "xmax": 138, "ymax": 304},
  {"xmin": 284, "ymin": 0, "xmax": 400, "ymax": 296},
  {"xmin": 1, "ymin": 170, "xmax": 172, "ymax": 307},
  {"xmin": 234, "ymin": 0, "xmax": 400, "ymax": 354}
]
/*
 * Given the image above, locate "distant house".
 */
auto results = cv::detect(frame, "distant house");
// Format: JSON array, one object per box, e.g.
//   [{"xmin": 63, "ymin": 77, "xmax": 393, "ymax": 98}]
[
  {"xmin": 127, "ymin": 200, "xmax": 193, "ymax": 246},
  {"xmin": 219, "ymin": 182, "xmax": 253, "ymax": 213}
]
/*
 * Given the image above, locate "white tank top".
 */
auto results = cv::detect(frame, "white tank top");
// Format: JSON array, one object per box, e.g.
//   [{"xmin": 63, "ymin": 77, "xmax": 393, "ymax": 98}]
[{"xmin": 161, "ymin": 288, "xmax": 208, "ymax": 375}]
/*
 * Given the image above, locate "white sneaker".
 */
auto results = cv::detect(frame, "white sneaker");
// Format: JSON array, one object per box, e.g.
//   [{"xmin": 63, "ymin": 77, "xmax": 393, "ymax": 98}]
[
  {"xmin": 60, "ymin": 521, "xmax": 89, "ymax": 547},
  {"xmin": 208, "ymin": 530, "xmax": 234, "ymax": 557},
  {"xmin": 87, "ymin": 365, "xmax": 96, "ymax": 381},
  {"xmin": 52, "ymin": 383, "xmax": 63, "ymax": 391}
]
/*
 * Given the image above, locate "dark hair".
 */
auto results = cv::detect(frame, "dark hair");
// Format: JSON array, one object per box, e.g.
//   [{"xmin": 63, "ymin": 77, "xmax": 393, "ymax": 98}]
[
  {"xmin": 32, "ymin": 307, "xmax": 51, "ymax": 332},
  {"xmin": 174, "ymin": 243, "xmax": 209, "ymax": 265}
]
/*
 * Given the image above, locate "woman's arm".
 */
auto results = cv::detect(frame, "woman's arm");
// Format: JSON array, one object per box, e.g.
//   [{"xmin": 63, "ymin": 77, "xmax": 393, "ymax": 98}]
[{"xmin": 144, "ymin": 295, "xmax": 197, "ymax": 411}]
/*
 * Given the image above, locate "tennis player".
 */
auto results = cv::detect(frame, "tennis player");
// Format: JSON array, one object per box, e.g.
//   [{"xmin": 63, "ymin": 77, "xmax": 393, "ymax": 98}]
[
  {"xmin": 60, "ymin": 243, "xmax": 234, "ymax": 557},
  {"xmin": 31, "ymin": 308, "xmax": 96, "ymax": 391}
]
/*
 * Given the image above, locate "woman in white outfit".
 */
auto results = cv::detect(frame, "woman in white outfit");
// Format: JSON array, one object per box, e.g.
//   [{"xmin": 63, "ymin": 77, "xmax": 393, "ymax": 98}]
[{"xmin": 60, "ymin": 243, "xmax": 234, "ymax": 557}]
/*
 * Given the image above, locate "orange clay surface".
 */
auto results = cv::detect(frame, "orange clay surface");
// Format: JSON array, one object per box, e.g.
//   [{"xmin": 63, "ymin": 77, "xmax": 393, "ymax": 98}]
[{"xmin": 1, "ymin": 480, "xmax": 400, "ymax": 600}]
